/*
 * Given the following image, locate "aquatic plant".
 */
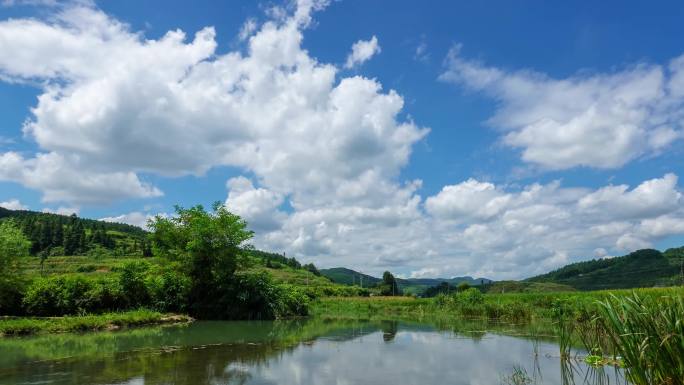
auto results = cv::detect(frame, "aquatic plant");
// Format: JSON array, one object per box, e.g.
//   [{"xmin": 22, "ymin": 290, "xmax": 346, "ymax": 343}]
[
  {"xmin": 599, "ymin": 293, "xmax": 684, "ymax": 385},
  {"xmin": 501, "ymin": 366, "xmax": 533, "ymax": 385}
]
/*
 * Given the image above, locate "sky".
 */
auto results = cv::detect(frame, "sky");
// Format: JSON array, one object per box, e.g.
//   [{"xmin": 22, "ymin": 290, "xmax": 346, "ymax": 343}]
[{"xmin": 1, "ymin": 0, "xmax": 683, "ymax": 279}]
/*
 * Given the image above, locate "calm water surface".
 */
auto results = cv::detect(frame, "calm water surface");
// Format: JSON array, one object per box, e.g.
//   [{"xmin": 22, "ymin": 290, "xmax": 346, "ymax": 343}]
[{"xmin": 0, "ymin": 319, "xmax": 627, "ymax": 385}]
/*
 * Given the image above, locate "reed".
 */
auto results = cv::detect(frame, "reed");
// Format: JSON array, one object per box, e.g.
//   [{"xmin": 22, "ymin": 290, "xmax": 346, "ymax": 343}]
[{"xmin": 598, "ymin": 293, "xmax": 684, "ymax": 385}]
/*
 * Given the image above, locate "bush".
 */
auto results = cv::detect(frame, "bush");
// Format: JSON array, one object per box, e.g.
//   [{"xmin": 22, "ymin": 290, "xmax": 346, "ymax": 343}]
[
  {"xmin": 119, "ymin": 261, "xmax": 151, "ymax": 308},
  {"xmin": 22, "ymin": 275, "xmax": 126, "ymax": 316},
  {"xmin": 456, "ymin": 288, "xmax": 484, "ymax": 305},
  {"xmin": 274, "ymin": 284, "xmax": 310, "ymax": 317},
  {"xmin": 0, "ymin": 281, "xmax": 25, "ymax": 315},
  {"xmin": 148, "ymin": 270, "xmax": 190, "ymax": 312}
]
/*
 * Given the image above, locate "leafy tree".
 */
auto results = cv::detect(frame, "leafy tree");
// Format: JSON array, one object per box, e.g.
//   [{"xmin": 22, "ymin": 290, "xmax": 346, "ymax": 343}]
[
  {"xmin": 424, "ymin": 281, "xmax": 454, "ymax": 297},
  {"xmin": 149, "ymin": 202, "xmax": 254, "ymax": 318},
  {"xmin": 457, "ymin": 282, "xmax": 471, "ymax": 292},
  {"xmin": 0, "ymin": 220, "xmax": 31, "ymax": 313},
  {"xmin": 303, "ymin": 263, "xmax": 321, "ymax": 276},
  {"xmin": 379, "ymin": 271, "xmax": 400, "ymax": 296}
]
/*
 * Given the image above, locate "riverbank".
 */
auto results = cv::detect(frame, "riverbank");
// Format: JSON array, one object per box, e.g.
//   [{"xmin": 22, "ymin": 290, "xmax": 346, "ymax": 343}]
[
  {"xmin": 311, "ymin": 286, "xmax": 684, "ymax": 322},
  {"xmin": 0, "ymin": 310, "xmax": 193, "ymax": 336}
]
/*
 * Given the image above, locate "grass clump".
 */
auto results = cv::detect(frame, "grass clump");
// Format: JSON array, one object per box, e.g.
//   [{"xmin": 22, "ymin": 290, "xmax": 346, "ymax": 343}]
[{"xmin": 599, "ymin": 293, "xmax": 684, "ymax": 385}]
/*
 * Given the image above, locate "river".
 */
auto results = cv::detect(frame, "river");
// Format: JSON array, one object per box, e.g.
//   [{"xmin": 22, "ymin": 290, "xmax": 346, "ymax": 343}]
[{"xmin": 0, "ymin": 318, "xmax": 627, "ymax": 384}]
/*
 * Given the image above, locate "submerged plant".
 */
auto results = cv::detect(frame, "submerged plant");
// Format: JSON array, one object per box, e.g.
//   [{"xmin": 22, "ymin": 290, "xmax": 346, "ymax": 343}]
[{"xmin": 501, "ymin": 366, "xmax": 533, "ymax": 385}]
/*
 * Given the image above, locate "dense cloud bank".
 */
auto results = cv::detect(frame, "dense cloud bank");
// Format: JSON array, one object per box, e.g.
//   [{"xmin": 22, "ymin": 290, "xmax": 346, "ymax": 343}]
[{"xmin": 0, "ymin": 0, "xmax": 683, "ymax": 278}]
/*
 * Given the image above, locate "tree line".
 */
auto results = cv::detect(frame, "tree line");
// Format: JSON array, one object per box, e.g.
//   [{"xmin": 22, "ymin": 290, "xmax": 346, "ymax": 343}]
[
  {"xmin": 0, "ymin": 209, "xmax": 152, "ymax": 257},
  {"xmin": 0, "ymin": 203, "xmax": 308, "ymax": 320}
]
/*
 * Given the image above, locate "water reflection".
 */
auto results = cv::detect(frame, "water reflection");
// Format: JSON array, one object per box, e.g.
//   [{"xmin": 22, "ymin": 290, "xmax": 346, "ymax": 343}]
[{"xmin": 0, "ymin": 318, "xmax": 628, "ymax": 385}]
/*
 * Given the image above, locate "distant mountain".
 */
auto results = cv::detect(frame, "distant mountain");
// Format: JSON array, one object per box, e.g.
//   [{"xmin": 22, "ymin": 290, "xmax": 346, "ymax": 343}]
[
  {"xmin": 320, "ymin": 267, "xmax": 492, "ymax": 294},
  {"xmin": 527, "ymin": 247, "xmax": 684, "ymax": 290}
]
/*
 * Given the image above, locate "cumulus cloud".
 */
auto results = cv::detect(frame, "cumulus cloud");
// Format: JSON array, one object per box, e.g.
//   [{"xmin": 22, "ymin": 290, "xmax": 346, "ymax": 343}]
[
  {"xmin": 440, "ymin": 44, "xmax": 684, "ymax": 170},
  {"xmin": 419, "ymin": 174, "xmax": 684, "ymax": 278},
  {"xmin": 0, "ymin": 198, "xmax": 27, "ymax": 210},
  {"xmin": 225, "ymin": 176, "xmax": 287, "ymax": 233},
  {"xmin": 344, "ymin": 36, "xmax": 381, "ymax": 69},
  {"xmin": 100, "ymin": 211, "xmax": 157, "ymax": 228},
  {"xmin": 42, "ymin": 206, "xmax": 79, "ymax": 215},
  {"xmin": 1, "ymin": 3, "xmax": 683, "ymax": 279},
  {"xmin": 0, "ymin": 152, "xmax": 162, "ymax": 204},
  {"xmin": 0, "ymin": 3, "xmax": 421, "ymax": 208}
]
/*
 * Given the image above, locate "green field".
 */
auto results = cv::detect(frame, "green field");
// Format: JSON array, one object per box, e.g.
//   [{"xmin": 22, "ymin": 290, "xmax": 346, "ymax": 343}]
[{"xmin": 312, "ymin": 286, "xmax": 684, "ymax": 322}]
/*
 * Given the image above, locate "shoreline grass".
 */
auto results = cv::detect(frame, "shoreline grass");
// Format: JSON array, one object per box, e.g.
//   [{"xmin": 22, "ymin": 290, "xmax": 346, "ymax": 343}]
[
  {"xmin": 313, "ymin": 287, "xmax": 684, "ymax": 384},
  {"xmin": 312, "ymin": 287, "xmax": 684, "ymax": 322},
  {"xmin": 0, "ymin": 309, "xmax": 193, "ymax": 337}
]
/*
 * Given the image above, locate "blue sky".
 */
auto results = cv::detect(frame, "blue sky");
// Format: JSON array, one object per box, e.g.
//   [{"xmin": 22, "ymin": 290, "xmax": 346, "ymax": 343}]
[{"xmin": 1, "ymin": 0, "xmax": 683, "ymax": 279}]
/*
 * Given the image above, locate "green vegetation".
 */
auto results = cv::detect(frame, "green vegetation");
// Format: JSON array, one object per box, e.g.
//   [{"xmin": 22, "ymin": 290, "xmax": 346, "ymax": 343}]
[
  {"xmin": 528, "ymin": 248, "xmax": 684, "ymax": 290},
  {"xmin": 320, "ymin": 267, "xmax": 382, "ymax": 286},
  {"xmin": 485, "ymin": 280, "xmax": 576, "ymax": 294},
  {"xmin": 377, "ymin": 271, "xmax": 401, "ymax": 296},
  {"xmin": 312, "ymin": 287, "xmax": 684, "ymax": 326},
  {"xmin": 0, "ymin": 310, "xmax": 191, "ymax": 336},
  {"xmin": 599, "ymin": 293, "xmax": 683, "ymax": 385},
  {"xmin": 320, "ymin": 266, "xmax": 491, "ymax": 296},
  {"xmin": 312, "ymin": 288, "xmax": 684, "ymax": 384},
  {"xmin": 0, "ymin": 207, "xmax": 150, "ymax": 258},
  {"xmin": 0, "ymin": 220, "xmax": 31, "ymax": 315},
  {"xmin": 0, "ymin": 204, "xmax": 323, "ymax": 328}
]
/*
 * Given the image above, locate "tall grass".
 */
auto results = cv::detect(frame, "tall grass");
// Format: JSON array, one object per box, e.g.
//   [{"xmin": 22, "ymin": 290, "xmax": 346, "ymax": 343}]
[
  {"xmin": 599, "ymin": 293, "xmax": 684, "ymax": 385},
  {"xmin": 0, "ymin": 310, "xmax": 190, "ymax": 336}
]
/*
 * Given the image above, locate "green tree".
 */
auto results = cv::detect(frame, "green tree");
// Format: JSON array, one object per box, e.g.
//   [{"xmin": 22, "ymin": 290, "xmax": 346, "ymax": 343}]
[
  {"xmin": 0, "ymin": 220, "xmax": 31, "ymax": 313},
  {"xmin": 149, "ymin": 202, "xmax": 254, "ymax": 318},
  {"xmin": 457, "ymin": 282, "xmax": 471, "ymax": 292},
  {"xmin": 379, "ymin": 271, "xmax": 400, "ymax": 296}
]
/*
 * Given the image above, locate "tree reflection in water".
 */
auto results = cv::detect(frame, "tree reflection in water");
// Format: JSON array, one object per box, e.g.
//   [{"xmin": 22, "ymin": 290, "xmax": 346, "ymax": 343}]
[{"xmin": 0, "ymin": 318, "xmax": 629, "ymax": 385}]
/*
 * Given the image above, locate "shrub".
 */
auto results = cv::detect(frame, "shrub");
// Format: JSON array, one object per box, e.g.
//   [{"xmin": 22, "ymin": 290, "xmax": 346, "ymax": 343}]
[
  {"xmin": 119, "ymin": 261, "xmax": 151, "ymax": 308},
  {"xmin": 148, "ymin": 270, "xmax": 190, "ymax": 312},
  {"xmin": 22, "ymin": 275, "xmax": 126, "ymax": 316},
  {"xmin": 456, "ymin": 288, "xmax": 484, "ymax": 305},
  {"xmin": 274, "ymin": 284, "xmax": 309, "ymax": 317}
]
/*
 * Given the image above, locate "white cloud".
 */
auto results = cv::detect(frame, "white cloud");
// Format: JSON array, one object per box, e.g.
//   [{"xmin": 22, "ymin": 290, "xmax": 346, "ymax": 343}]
[
  {"xmin": 2, "ymin": 3, "xmax": 684, "ymax": 279},
  {"xmin": 225, "ymin": 176, "xmax": 287, "ymax": 232},
  {"xmin": 42, "ymin": 206, "xmax": 79, "ymax": 215},
  {"xmin": 238, "ymin": 18, "xmax": 258, "ymax": 41},
  {"xmin": 0, "ymin": 198, "xmax": 27, "ymax": 210},
  {"xmin": 100, "ymin": 211, "xmax": 157, "ymax": 228},
  {"xmin": 0, "ymin": 152, "xmax": 162, "ymax": 204},
  {"xmin": 344, "ymin": 36, "xmax": 381, "ymax": 69},
  {"xmin": 440, "ymin": 44, "xmax": 684, "ymax": 170},
  {"xmin": 409, "ymin": 267, "xmax": 440, "ymax": 279},
  {"xmin": 0, "ymin": 4, "xmax": 421, "ymax": 208},
  {"xmin": 418, "ymin": 174, "xmax": 684, "ymax": 278},
  {"xmin": 425, "ymin": 179, "xmax": 511, "ymax": 221}
]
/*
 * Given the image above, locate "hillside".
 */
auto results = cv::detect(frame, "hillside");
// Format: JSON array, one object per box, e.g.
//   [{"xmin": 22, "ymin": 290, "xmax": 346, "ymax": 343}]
[
  {"xmin": 527, "ymin": 248, "xmax": 684, "ymax": 290},
  {"xmin": 319, "ymin": 268, "xmax": 382, "ymax": 287},
  {"xmin": 1, "ymin": 207, "xmax": 363, "ymax": 297},
  {"xmin": 320, "ymin": 267, "xmax": 492, "ymax": 295},
  {"xmin": 0, "ymin": 207, "xmax": 149, "ymax": 257},
  {"xmin": 484, "ymin": 281, "xmax": 576, "ymax": 294}
]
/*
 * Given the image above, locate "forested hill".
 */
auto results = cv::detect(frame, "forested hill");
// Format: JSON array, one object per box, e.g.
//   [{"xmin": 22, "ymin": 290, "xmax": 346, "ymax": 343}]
[
  {"xmin": 0, "ymin": 207, "xmax": 324, "ymax": 277},
  {"xmin": 0, "ymin": 207, "xmax": 149, "ymax": 256},
  {"xmin": 527, "ymin": 247, "xmax": 684, "ymax": 290},
  {"xmin": 320, "ymin": 267, "xmax": 492, "ymax": 295}
]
